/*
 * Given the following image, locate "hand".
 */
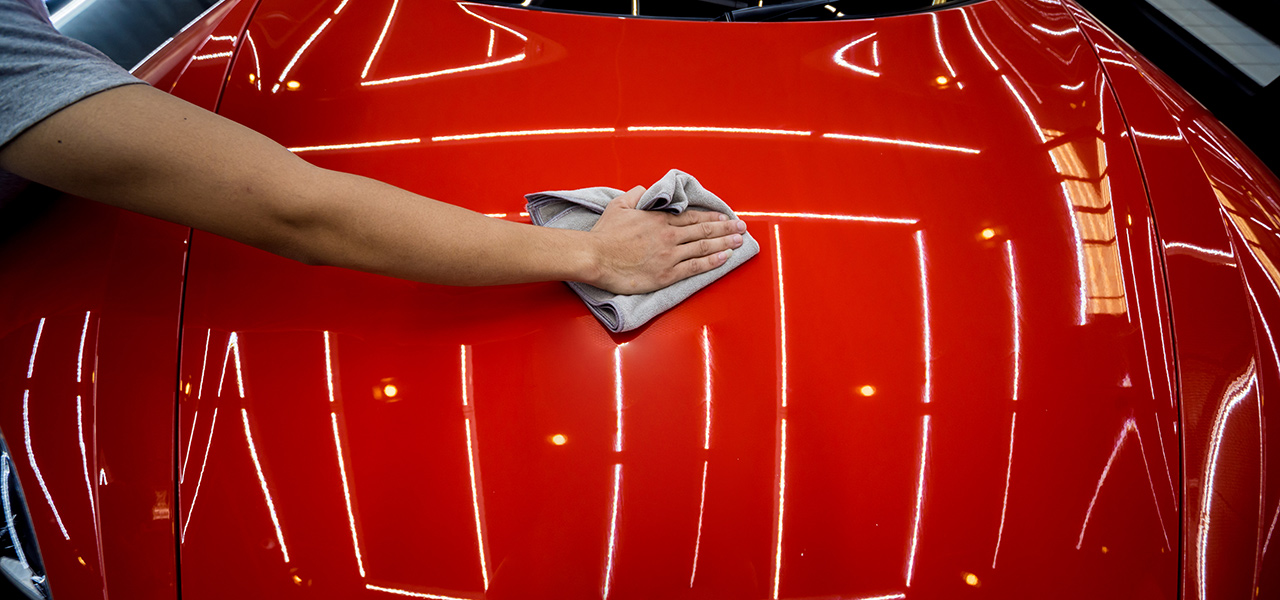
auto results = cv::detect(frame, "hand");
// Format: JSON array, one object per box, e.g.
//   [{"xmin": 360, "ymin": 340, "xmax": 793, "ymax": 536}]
[{"xmin": 586, "ymin": 185, "xmax": 748, "ymax": 295}]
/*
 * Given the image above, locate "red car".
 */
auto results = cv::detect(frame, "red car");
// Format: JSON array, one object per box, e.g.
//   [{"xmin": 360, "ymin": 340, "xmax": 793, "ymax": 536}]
[{"xmin": 3, "ymin": 0, "xmax": 1279, "ymax": 598}]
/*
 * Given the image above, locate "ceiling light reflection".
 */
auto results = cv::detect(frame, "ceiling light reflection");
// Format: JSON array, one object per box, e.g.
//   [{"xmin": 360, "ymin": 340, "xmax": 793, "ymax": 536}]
[
  {"xmin": 273, "ymin": 17, "xmax": 331, "ymax": 94},
  {"xmin": 603, "ymin": 463, "xmax": 623, "ymax": 599},
  {"xmin": 433, "ymin": 127, "xmax": 612, "ymax": 142},
  {"xmin": 823, "ymin": 133, "xmax": 981, "ymax": 154},
  {"xmin": 833, "ymin": 33, "xmax": 881, "ymax": 77},
  {"xmin": 365, "ymin": 584, "xmax": 470, "ymax": 600},
  {"xmin": 181, "ymin": 407, "xmax": 217, "ymax": 543},
  {"xmin": 736, "ymin": 212, "xmax": 917, "ymax": 224},
  {"xmin": 362, "ymin": 0, "xmax": 400, "ymax": 79},
  {"xmin": 23, "ymin": 390, "xmax": 69, "ymax": 541},
  {"xmin": 930, "ymin": 13, "xmax": 957, "ymax": 80},
  {"xmin": 1196, "ymin": 362, "xmax": 1256, "ymax": 600},
  {"xmin": 241, "ymin": 408, "xmax": 290, "ymax": 563},
  {"xmin": 905, "ymin": 414, "xmax": 931, "ymax": 586},
  {"xmin": 628, "ymin": 126, "xmax": 811, "ymax": 136},
  {"xmin": 289, "ymin": 138, "xmax": 421, "ymax": 153},
  {"xmin": 916, "ymin": 231, "xmax": 932, "ymax": 404},
  {"xmin": 330, "ymin": 412, "xmax": 365, "ymax": 577},
  {"xmin": 26, "ymin": 318, "xmax": 44, "ymax": 379},
  {"xmin": 991, "ymin": 412, "xmax": 1016, "ymax": 568}
]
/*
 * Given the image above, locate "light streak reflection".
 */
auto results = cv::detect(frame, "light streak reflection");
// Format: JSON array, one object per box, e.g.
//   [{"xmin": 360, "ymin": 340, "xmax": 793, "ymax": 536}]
[
  {"xmin": 833, "ymin": 32, "xmax": 881, "ymax": 77},
  {"xmin": 1006, "ymin": 241, "xmax": 1021, "ymax": 400},
  {"xmin": 771, "ymin": 418, "xmax": 788, "ymax": 600},
  {"xmin": 362, "ymin": 52, "xmax": 526, "ymax": 86},
  {"xmin": 691, "ymin": 326, "xmax": 713, "ymax": 588},
  {"xmin": 1196, "ymin": 362, "xmax": 1256, "ymax": 600},
  {"xmin": 241, "ymin": 408, "xmax": 290, "ymax": 563},
  {"xmin": 822, "ymin": 133, "xmax": 981, "ymax": 154},
  {"xmin": 628, "ymin": 126, "xmax": 811, "ymax": 137},
  {"xmin": 603, "ymin": 463, "xmax": 622, "ymax": 599},
  {"xmin": 182, "ymin": 407, "xmax": 217, "ymax": 543},
  {"xmin": 1153, "ymin": 418, "xmax": 1177, "ymax": 503},
  {"xmin": 331, "ymin": 413, "xmax": 365, "ymax": 577},
  {"xmin": 22, "ymin": 390, "xmax": 69, "ymax": 541},
  {"xmin": 324, "ymin": 331, "xmax": 336, "ymax": 403},
  {"xmin": 77, "ymin": 395, "xmax": 96, "ymax": 524},
  {"xmin": 273, "ymin": 17, "xmax": 332, "ymax": 93},
  {"xmin": 916, "ymin": 231, "xmax": 932, "ymax": 404},
  {"xmin": 27, "ymin": 318, "xmax": 44, "ymax": 379},
  {"xmin": 992, "ymin": 412, "xmax": 1016, "ymax": 568},
  {"xmin": 736, "ymin": 212, "xmax": 917, "ymax": 224},
  {"xmin": 461, "ymin": 345, "xmax": 489, "ymax": 590},
  {"xmin": 289, "ymin": 138, "xmax": 422, "ymax": 153},
  {"xmin": 905, "ymin": 415, "xmax": 931, "ymax": 586},
  {"xmin": 1077, "ymin": 418, "xmax": 1172, "ymax": 551},
  {"xmin": 365, "ymin": 584, "xmax": 470, "ymax": 600},
  {"xmin": 433, "ymin": 127, "xmax": 612, "ymax": 142},
  {"xmin": 930, "ymin": 13, "xmax": 957, "ymax": 79},
  {"xmin": 197, "ymin": 329, "xmax": 211, "ymax": 399},
  {"xmin": 362, "ymin": 0, "xmax": 400, "ymax": 78},
  {"xmin": 77, "ymin": 311, "xmax": 90, "ymax": 382},
  {"xmin": 1, "ymin": 452, "xmax": 34, "ymax": 571},
  {"xmin": 217, "ymin": 332, "xmax": 246, "ymax": 398},
  {"xmin": 961, "ymin": 9, "xmax": 999, "ymax": 70},
  {"xmin": 770, "ymin": 224, "xmax": 788, "ymax": 600}
]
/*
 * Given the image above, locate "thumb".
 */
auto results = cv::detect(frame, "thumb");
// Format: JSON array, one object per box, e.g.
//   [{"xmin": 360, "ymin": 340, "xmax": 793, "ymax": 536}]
[{"xmin": 609, "ymin": 185, "xmax": 645, "ymax": 210}]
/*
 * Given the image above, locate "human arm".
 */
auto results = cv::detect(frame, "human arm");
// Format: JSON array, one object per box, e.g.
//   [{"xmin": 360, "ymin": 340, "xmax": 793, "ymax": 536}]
[{"xmin": 0, "ymin": 84, "xmax": 746, "ymax": 293}]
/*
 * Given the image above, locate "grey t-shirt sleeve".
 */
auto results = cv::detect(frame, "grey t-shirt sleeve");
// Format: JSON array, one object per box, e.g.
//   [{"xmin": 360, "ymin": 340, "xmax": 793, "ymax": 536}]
[{"xmin": 0, "ymin": 0, "xmax": 146, "ymax": 148}]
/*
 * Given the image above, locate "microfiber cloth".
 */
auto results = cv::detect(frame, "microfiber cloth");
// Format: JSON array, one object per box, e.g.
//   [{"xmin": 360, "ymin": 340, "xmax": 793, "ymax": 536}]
[{"xmin": 525, "ymin": 169, "xmax": 759, "ymax": 332}]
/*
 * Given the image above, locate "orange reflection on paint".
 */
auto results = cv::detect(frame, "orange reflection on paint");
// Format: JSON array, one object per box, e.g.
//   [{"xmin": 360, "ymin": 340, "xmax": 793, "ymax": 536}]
[
  {"xmin": 551, "ymin": 434, "xmax": 567, "ymax": 446},
  {"xmin": 859, "ymin": 385, "xmax": 876, "ymax": 397}
]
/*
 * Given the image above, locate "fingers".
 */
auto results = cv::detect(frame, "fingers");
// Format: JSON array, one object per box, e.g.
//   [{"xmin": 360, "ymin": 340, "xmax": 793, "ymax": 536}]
[
  {"xmin": 667, "ymin": 209, "xmax": 726, "ymax": 227},
  {"xmin": 607, "ymin": 185, "xmax": 645, "ymax": 210},
  {"xmin": 672, "ymin": 248, "xmax": 736, "ymax": 282},
  {"xmin": 677, "ymin": 232, "xmax": 744, "ymax": 262},
  {"xmin": 673, "ymin": 214, "xmax": 748, "ymax": 244}
]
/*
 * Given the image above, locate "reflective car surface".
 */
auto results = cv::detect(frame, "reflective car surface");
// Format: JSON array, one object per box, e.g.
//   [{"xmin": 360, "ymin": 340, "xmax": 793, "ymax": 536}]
[{"xmin": 3, "ymin": 0, "xmax": 1280, "ymax": 599}]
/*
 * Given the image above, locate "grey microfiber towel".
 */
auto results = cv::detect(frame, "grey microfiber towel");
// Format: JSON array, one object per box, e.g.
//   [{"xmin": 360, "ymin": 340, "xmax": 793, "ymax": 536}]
[{"xmin": 525, "ymin": 169, "xmax": 759, "ymax": 332}]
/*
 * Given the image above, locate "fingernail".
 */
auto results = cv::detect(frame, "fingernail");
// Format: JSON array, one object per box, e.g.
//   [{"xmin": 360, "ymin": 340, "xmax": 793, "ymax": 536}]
[
  {"xmin": 735, "ymin": 220, "xmax": 747, "ymax": 232},
  {"xmin": 732, "ymin": 234, "xmax": 743, "ymax": 246},
  {"xmin": 718, "ymin": 214, "xmax": 728, "ymax": 221},
  {"xmin": 719, "ymin": 249, "xmax": 733, "ymax": 261}
]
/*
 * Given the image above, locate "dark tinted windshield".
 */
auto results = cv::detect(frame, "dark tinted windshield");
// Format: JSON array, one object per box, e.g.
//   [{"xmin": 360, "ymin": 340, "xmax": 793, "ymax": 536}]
[{"xmin": 482, "ymin": 0, "xmax": 978, "ymax": 21}]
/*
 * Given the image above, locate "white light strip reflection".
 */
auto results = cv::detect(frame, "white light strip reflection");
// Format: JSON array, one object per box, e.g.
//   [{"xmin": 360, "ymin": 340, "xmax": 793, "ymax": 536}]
[
  {"xmin": 77, "ymin": 311, "xmax": 90, "ymax": 382},
  {"xmin": 1031, "ymin": 23, "xmax": 1079, "ymax": 36},
  {"xmin": 1078, "ymin": 419, "xmax": 1141, "ymax": 549},
  {"xmin": 182, "ymin": 407, "xmax": 217, "ymax": 543},
  {"xmin": 1198, "ymin": 363, "xmax": 1255, "ymax": 600},
  {"xmin": 930, "ymin": 13, "xmax": 958, "ymax": 79},
  {"xmin": 905, "ymin": 415, "xmax": 931, "ymax": 586},
  {"xmin": 1006, "ymin": 241, "xmax": 1021, "ymax": 400},
  {"xmin": 736, "ymin": 212, "xmax": 917, "ymax": 224},
  {"xmin": 324, "ymin": 331, "xmax": 336, "ymax": 403},
  {"xmin": 961, "ymin": 9, "xmax": 999, "ymax": 70},
  {"xmin": 362, "ymin": 52, "xmax": 526, "ymax": 86},
  {"xmin": 433, "ymin": 127, "xmax": 612, "ymax": 142},
  {"xmin": 1163, "ymin": 241, "xmax": 1235, "ymax": 263},
  {"xmin": 833, "ymin": 33, "xmax": 881, "ymax": 77},
  {"xmin": 330, "ymin": 413, "xmax": 365, "ymax": 577},
  {"xmin": 362, "ymin": 0, "xmax": 400, "ymax": 78},
  {"xmin": 1060, "ymin": 81, "xmax": 1085, "ymax": 90},
  {"xmin": 992, "ymin": 412, "xmax": 1015, "ymax": 568},
  {"xmin": 1123, "ymin": 238, "xmax": 1156, "ymax": 395},
  {"xmin": 198, "ymin": 329, "xmax": 211, "ymax": 399},
  {"xmin": 461, "ymin": 345, "xmax": 471, "ymax": 407},
  {"xmin": 217, "ymin": 332, "xmax": 245, "ymax": 398},
  {"xmin": 274, "ymin": 17, "xmax": 332, "ymax": 93},
  {"xmin": 852, "ymin": 594, "xmax": 906, "ymax": 600},
  {"xmin": 290, "ymin": 138, "xmax": 421, "ymax": 153},
  {"xmin": 627, "ymin": 126, "xmax": 812, "ymax": 137},
  {"xmin": 76, "ymin": 396, "xmax": 96, "ymax": 524},
  {"xmin": 775, "ymin": 224, "xmax": 789, "ymax": 408},
  {"xmin": 1264, "ymin": 503, "xmax": 1280, "ymax": 559},
  {"xmin": 23, "ymin": 390, "xmax": 68, "ymax": 540},
  {"xmin": 245, "ymin": 31, "xmax": 261, "ymax": 90},
  {"xmin": 191, "ymin": 51, "xmax": 234, "ymax": 61},
  {"xmin": 181, "ymin": 411, "xmax": 199, "ymax": 485},
  {"xmin": 365, "ymin": 584, "xmax": 470, "ymax": 600},
  {"xmin": 603, "ymin": 463, "xmax": 622, "ymax": 599},
  {"xmin": 614, "ymin": 346, "xmax": 624, "ymax": 452},
  {"xmin": 915, "ymin": 231, "xmax": 932, "ymax": 404},
  {"xmin": 334, "ymin": 0, "xmax": 350, "ymax": 13},
  {"xmin": 464, "ymin": 418, "xmax": 488, "ymax": 589},
  {"xmin": 873, "ymin": 40, "xmax": 880, "ymax": 67},
  {"xmin": 1153, "ymin": 418, "xmax": 1177, "ymax": 504},
  {"xmin": 459, "ymin": 2, "xmax": 530, "ymax": 42},
  {"xmin": 1130, "ymin": 424, "xmax": 1171, "ymax": 550},
  {"xmin": 242, "ymin": 408, "xmax": 290, "ymax": 563},
  {"xmin": 1060, "ymin": 182, "xmax": 1088, "ymax": 325},
  {"xmin": 771, "ymin": 418, "xmax": 788, "ymax": 600},
  {"xmin": 690, "ymin": 460, "xmax": 708, "ymax": 588},
  {"xmin": 1133, "ymin": 130, "xmax": 1183, "ymax": 142},
  {"xmin": 483, "ymin": 213, "xmax": 508, "ymax": 218},
  {"xmin": 702, "ymin": 326, "xmax": 712, "ymax": 450},
  {"xmin": 487, "ymin": 29, "xmax": 495, "ymax": 58},
  {"xmin": 1001, "ymin": 74, "xmax": 1046, "ymax": 143},
  {"xmin": 1100, "ymin": 58, "xmax": 1138, "ymax": 69},
  {"xmin": 822, "ymin": 133, "xmax": 981, "ymax": 155},
  {"xmin": 1148, "ymin": 221, "xmax": 1173, "ymax": 393},
  {"xmin": 27, "ymin": 318, "xmax": 44, "ymax": 379}
]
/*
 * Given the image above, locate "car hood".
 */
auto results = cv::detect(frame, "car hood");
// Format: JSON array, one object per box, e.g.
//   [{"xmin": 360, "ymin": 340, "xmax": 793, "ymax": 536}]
[{"xmin": 175, "ymin": 1, "xmax": 1180, "ymax": 598}]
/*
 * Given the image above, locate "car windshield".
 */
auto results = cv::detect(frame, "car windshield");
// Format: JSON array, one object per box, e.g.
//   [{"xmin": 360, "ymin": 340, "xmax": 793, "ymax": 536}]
[{"xmin": 481, "ymin": 0, "xmax": 979, "ymax": 21}]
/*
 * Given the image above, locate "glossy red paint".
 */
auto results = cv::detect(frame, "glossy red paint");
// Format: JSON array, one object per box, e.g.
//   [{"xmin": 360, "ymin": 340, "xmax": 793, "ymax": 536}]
[
  {"xmin": 172, "ymin": 0, "xmax": 1185, "ymax": 598},
  {"xmin": 6, "ymin": 0, "xmax": 1280, "ymax": 599}
]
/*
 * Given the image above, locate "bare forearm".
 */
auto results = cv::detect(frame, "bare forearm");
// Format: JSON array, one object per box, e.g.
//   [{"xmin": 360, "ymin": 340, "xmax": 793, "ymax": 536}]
[{"xmin": 1, "ymin": 84, "xmax": 745, "ymax": 292}]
